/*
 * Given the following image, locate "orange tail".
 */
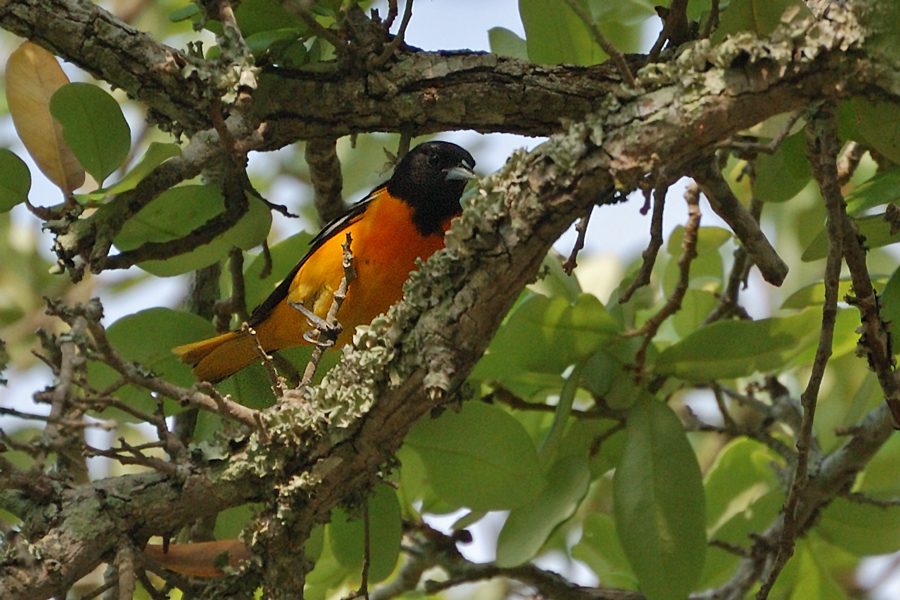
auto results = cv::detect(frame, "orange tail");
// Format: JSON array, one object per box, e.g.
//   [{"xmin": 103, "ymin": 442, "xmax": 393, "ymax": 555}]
[{"xmin": 173, "ymin": 331, "xmax": 259, "ymax": 383}]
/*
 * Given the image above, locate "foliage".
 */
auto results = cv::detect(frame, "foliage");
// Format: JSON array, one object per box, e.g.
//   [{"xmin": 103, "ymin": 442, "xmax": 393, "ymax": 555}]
[{"xmin": 2, "ymin": 1, "xmax": 900, "ymax": 600}]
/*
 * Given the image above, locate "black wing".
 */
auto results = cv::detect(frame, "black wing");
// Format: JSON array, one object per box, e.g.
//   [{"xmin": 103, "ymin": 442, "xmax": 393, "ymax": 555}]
[{"xmin": 247, "ymin": 186, "xmax": 383, "ymax": 327}]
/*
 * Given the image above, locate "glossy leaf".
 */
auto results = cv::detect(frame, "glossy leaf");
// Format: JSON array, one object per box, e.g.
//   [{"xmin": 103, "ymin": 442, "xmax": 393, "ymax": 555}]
[
  {"xmin": 655, "ymin": 308, "xmax": 822, "ymax": 381},
  {"xmin": 613, "ymin": 399, "xmax": 706, "ymax": 600},
  {"xmin": 114, "ymin": 184, "xmax": 272, "ymax": 277},
  {"xmin": 5, "ymin": 41, "xmax": 84, "ymax": 194},
  {"xmin": 86, "ymin": 309, "xmax": 215, "ymax": 421},
  {"xmin": 488, "ymin": 27, "xmax": 529, "ymax": 60},
  {"xmin": 328, "ymin": 484, "xmax": 402, "ymax": 584},
  {"xmin": 0, "ymin": 149, "xmax": 31, "ymax": 212},
  {"xmin": 405, "ymin": 401, "xmax": 544, "ymax": 512},
  {"xmin": 496, "ymin": 455, "xmax": 590, "ymax": 566},
  {"xmin": 49, "ymin": 82, "xmax": 131, "ymax": 185}
]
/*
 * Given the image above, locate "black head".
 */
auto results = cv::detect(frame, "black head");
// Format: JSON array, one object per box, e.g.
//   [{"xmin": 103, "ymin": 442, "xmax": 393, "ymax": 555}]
[{"xmin": 386, "ymin": 141, "xmax": 476, "ymax": 236}]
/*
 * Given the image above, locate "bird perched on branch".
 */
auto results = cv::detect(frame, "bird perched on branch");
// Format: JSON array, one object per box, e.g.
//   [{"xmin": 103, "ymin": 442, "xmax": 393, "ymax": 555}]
[{"xmin": 174, "ymin": 141, "xmax": 477, "ymax": 383}]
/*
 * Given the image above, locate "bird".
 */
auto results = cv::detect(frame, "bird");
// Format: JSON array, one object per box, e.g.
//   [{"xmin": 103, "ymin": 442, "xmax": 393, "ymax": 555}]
[{"xmin": 173, "ymin": 141, "xmax": 476, "ymax": 383}]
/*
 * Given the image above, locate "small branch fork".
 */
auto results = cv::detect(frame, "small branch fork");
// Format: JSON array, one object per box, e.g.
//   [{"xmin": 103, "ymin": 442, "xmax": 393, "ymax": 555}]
[
  {"xmin": 297, "ymin": 232, "xmax": 357, "ymax": 391},
  {"xmin": 45, "ymin": 299, "xmax": 263, "ymax": 433},
  {"xmin": 806, "ymin": 104, "xmax": 900, "ymax": 427},
  {"xmin": 619, "ymin": 184, "xmax": 667, "ymax": 303},
  {"xmin": 629, "ymin": 182, "xmax": 702, "ymax": 372},
  {"xmin": 560, "ymin": 0, "xmax": 635, "ymax": 87}
]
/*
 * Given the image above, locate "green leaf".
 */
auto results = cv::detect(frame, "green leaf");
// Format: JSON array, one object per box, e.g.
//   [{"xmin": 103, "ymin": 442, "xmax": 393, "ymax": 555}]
[
  {"xmin": 49, "ymin": 82, "xmax": 131, "ymax": 185},
  {"xmin": 92, "ymin": 142, "xmax": 182, "ymax": 198},
  {"xmin": 405, "ymin": 401, "xmax": 544, "ymax": 512},
  {"xmin": 495, "ymin": 456, "xmax": 590, "ymax": 567},
  {"xmin": 114, "ymin": 184, "xmax": 272, "ymax": 277},
  {"xmin": 703, "ymin": 438, "xmax": 782, "ymax": 539},
  {"xmin": 556, "ymin": 417, "xmax": 624, "ymax": 479},
  {"xmin": 214, "ymin": 504, "xmax": 259, "ymax": 540},
  {"xmin": 488, "ymin": 27, "xmax": 529, "ymax": 60},
  {"xmin": 754, "ymin": 130, "xmax": 811, "ymax": 202},
  {"xmin": 472, "ymin": 293, "xmax": 620, "ymax": 388},
  {"xmin": 781, "ymin": 278, "xmax": 861, "ymax": 309},
  {"xmin": 802, "ymin": 212, "xmax": 900, "ymax": 262},
  {"xmin": 519, "ymin": 0, "xmax": 605, "ymax": 66},
  {"xmin": 844, "ymin": 167, "xmax": 900, "ymax": 215},
  {"xmin": 786, "ymin": 540, "xmax": 847, "ymax": 600},
  {"xmin": 817, "ymin": 497, "xmax": 900, "ymax": 556},
  {"xmin": 613, "ymin": 399, "xmax": 706, "ymax": 600},
  {"xmin": 86, "ymin": 309, "xmax": 215, "ymax": 421},
  {"xmin": 663, "ymin": 226, "xmax": 730, "ymax": 297},
  {"xmin": 572, "ymin": 513, "xmax": 638, "ymax": 590},
  {"xmin": 713, "ymin": 0, "xmax": 811, "ymax": 42},
  {"xmin": 170, "ymin": 3, "xmax": 200, "ymax": 22},
  {"xmin": 655, "ymin": 308, "xmax": 822, "ymax": 381},
  {"xmin": 0, "ymin": 149, "xmax": 31, "ymax": 212},
  {"xmin": 328, "ymin": 484, "xmax": 402, "ymax": 584},
  {"xmin": 671, "ymin": 289, "xmax": 720, "ymax": 338},
  {"xmin": 242, "ymin": 231, "xmax": 315, "ymax": 311},
  {"xmin": 853, "ymin": 97, "xmax": 900, "ymax": 164},
  {"xmin": 788, "ymin": 308, "xmax": 861, "ymax": 366},
  {"xmin": 234, "ymin": 0, "xmax": 307, "ymax": 37},
  {"xmin": 245, "ymin": 28, "xmax": 304, "ymax": 57},
  {"xmin": 858, "ymin": 433, "xmax": 900, "ymax": 498}
]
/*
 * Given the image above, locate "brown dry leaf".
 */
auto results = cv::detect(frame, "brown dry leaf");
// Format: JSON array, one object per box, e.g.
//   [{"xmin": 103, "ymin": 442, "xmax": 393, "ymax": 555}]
[
  {"xmin": 5, "ymin": 41, "xmax": 85, "ymax": 195},
  {"xmin": 144, "ymin": 540, "xmax": 252, "ymax": 578}
]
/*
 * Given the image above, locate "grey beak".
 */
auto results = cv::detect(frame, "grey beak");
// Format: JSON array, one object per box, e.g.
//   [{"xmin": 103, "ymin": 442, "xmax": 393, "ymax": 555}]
[{"xmin": 445, "ymin": 164, "xmax": 476, "ymax": 181}]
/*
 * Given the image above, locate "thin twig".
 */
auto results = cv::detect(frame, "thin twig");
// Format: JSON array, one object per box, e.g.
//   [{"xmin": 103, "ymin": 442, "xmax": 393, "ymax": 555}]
[
  {"xmin": 756, "ymin": 181, "xmax": 840, "ymax": 600},
  {"xmin": 692, "ymin": 158, "xmax": 788, "ymax": 285},
  {"xmin": 287, "ymin": 1, "xmax": 347, "ymax": 56},
  {"xmin": 807, "ymin": 104, "xmax": 900, "ymax": 427},
  {"xmin": 619, "ymin": 185, "xmax": 666, "ymax": 303},
  {"xmin": 560, "ymin": 0, "xmax": 636, "ymax": 87},
  {"xmin": 48, "ymin": 299, "xmax": 262, "ymax": 430},
  {"xmin": 720, "ymin": 110, "xmax": 804, "ymax": 156},
  {"xmin": 486, "ymin": 387, "xmax": 625, "ymax": 421},
  {"xmin": 701, "ymin": 0, "xmax": 720, "ymax": 39},
  {"xmin": 298, "ymin": 233, "xmax": 356, "ymax": 389},
  {"xmin": 241, "ymin": 322, "xmax": 286, "ymax": 398},
  {"xmin": 562, "ymin": 209, "xmax": 592, "ymax": 274},
  {"xmin": 629, "ymin": 183, "xmax": 702, "ymax": 373},
  {"xmin": 371, "ymin": 0, "xmax": 414, "ymax": 68},
  {"xmin": 647, "ymin": 0, "xmax": 691, "ymax": 63}
]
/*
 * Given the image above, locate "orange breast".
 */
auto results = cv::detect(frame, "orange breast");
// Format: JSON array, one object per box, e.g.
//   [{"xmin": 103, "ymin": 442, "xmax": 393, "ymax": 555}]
[{"xmin": 255, "ymin": 190, "xmax": 450, "ymax": 351}]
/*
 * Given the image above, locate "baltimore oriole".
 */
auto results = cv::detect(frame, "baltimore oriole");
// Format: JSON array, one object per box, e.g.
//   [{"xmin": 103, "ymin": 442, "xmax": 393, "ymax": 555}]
[{"xmin": 174, "ymin": 141, "xmax": 476, "ymax": 383}]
